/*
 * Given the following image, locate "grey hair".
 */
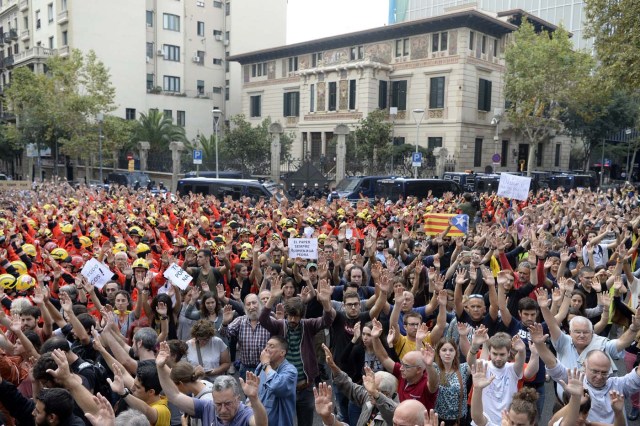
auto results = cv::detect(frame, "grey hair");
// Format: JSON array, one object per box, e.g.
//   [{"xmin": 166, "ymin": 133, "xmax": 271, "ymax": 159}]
[
  {"xmin": 569, "ymin": 316, "xmax": 593, "ymax": 333},
  {"xmin": 59, "ymin": 284, "xmax": 78, "ymax": 301},
  {"xmin": 10, "ymin": 297, "xmax": 33, "ymax": 315},
  {"xmin": 133, "ymin": 327, "xmax": 158, "ymax": 350},
  {"xmin": 115, "ymin": 409, "xmax": 149, "ymax": 426},
  {"xmin": 212, "ymin": 375, "xmax": 241, "ymax": 395},
  {"xmin": 375, "ymin": 371, "xmax": 398, "ymax": 397}
]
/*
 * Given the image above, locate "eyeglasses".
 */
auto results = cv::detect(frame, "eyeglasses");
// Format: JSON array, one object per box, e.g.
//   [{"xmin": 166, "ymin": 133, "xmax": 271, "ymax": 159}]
[
  {"xmin": 345, "ymin": 302, "xmax": 359, "ymax": 308},
  {"xmin": 587, "ymin": 368, "xmax": 611, "ymax": 378},
  {"xmin": 405, "ymin": 322, "xmax": 420, "ymax": 328},
  {"xmin": 214, "ymin": 400, "xmax": 237, "ymax": 410},
  {"xmin": 400, "ymin": 362, "xmax": 419, "ymax": 369},
  {"xmin": 571, "ymin": 330, "xmax": 592, "ymax": 336}
]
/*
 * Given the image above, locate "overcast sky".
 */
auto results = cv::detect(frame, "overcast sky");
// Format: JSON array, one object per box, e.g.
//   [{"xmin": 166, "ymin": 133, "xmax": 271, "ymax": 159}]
[{"xmin": 287, "ymin": 0, "xmax": 389, "ymax": 44}]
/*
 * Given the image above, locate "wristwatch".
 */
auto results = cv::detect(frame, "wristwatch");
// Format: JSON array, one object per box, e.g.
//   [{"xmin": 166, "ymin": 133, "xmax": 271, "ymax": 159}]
[{"xmin": 119, "ymin": 388, "xmax": 131, "ymax": 398}]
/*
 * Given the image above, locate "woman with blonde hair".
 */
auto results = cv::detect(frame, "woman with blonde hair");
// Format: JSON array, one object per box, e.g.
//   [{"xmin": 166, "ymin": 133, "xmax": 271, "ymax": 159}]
[{"xmin": 169, "ymin": 361, "xmax": 213, "ymax": 426}]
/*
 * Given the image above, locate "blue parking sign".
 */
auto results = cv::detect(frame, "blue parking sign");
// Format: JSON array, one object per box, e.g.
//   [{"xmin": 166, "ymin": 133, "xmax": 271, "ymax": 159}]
[
  {"xmin": 193, "ymin": 150, "xmax": 203, "ymax": 165},
  {"xmin": 412, "ymin": 152, "xmax": 422, "ymax": 167}
]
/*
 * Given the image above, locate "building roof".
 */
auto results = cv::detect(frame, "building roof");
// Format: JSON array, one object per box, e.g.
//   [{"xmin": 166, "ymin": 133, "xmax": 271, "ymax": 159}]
[
  {"xmin": 228, "ymin": 8, "xmax": 517, "ymax": 64},
  {"xmin": 496, "ymin": 9, "xmax": 562, "ymax": 34}
]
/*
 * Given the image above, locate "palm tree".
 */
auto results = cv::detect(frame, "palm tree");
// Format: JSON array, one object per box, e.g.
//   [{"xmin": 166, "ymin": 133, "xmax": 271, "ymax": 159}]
[
  {"xmin": 133, "ymin": 109, "xmax": 186, "ymax": 153},
  {"xmin": 185, "ymin": 133, "xmax": 218, "ymax": 170}
]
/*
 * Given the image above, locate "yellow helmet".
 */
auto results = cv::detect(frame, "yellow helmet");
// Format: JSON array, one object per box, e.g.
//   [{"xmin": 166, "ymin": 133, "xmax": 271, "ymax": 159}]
[
  {"xmin": 38, "ymin": 228, "xmax": 53, "ymax": 238},
  {"xmin": 132, "ymin": 258, "xmax": 149, "ymax": 270},
  {"xmin": 172, "ymin": 237, "xmax": 187, "ymax": 247},
  {"xmin": 16, "ymin": 274, "xmax": 35, "ymax": 291},
  {"xmin": 129, "ymin": 226, "xmax": 144, "ymax": 237},
  {"xmin": 318, "ymin": 233, "xmax": 327, "ymax": 241},
  {"xmin": 10, "ymin": 260, "xmax": 27, "ymax": 275},
  {"xmin": 78, "ymin": 236, "xmax": 92, "ymax": 248},
  {"xmin": 287, "ymin": 228, "xmax": 298, "ymax": 237},
  {"xmin": 26, "ymin": 218, "xmax": 37, "ymax": 228},
  {"xmin": 51, "ymin": 248, "xmax": 70, "ymax": 262},
  {"xmin": 22, "ymin": 244, "xmax": 37, "ymax": 257},
  {"xmin": 241, "ymin": 242, "xmax": 252, "ymax": 251},
  {"xmin": 136, "ymin": 243, "xmax": 151, "ymax": 254},
  {"xmin": 239, "ymin": 250, "xmax": 250, "ymax": 260},
  {"xmin": 0, "ymin": 274, "xmax": 16, "ymax": 290},
  {"xmin": 61, "ymin": 223, "xmax": 73, "ymax": 233},
  {"xmin": 112, "ymin": 242, "xmax": 128, "ymax": 254},
  {"xmin": 146, "ymin": 216, "xmax": 157, "ymax": 227}
]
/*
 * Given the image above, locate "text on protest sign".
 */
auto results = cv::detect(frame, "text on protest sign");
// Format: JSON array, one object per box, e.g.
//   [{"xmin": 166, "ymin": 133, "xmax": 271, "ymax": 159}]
[
  {"xmin": 80, "ymin": 258, "xmax": 113, "ymax": 289},
  {"xmin": 163, "ymin": 263, "xmax": 193, "ymax": 290},
  {"xmin": 288, "ymin": 238, "xmax": 318, "ymax": 260},
  {"xmin": 497, "ymin": 173, "xmax": 532, "ymax": 201}
]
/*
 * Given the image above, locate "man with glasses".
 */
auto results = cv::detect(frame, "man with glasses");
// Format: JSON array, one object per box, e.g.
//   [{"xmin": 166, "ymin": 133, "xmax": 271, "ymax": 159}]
[
  {"xmin": 538, "ymin": 289, "xmax": 640, "ymax": 399},
  {"xmin": 156, "ymin": 342, "xmax": 268, "ymax": 426},
  {"xmin": 369, "ymin": 318, "xmax": 438, "ymax": 410},
  {"xmin": 530, "ymin": 324, "xmax": 640, "ymax": 424}
]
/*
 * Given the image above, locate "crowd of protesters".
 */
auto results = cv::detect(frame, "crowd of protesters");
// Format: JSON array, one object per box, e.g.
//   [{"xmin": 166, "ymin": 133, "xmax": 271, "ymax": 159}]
[{"xmin": 1, "ymin": 180, "xmax": 640, "ymax": 426}]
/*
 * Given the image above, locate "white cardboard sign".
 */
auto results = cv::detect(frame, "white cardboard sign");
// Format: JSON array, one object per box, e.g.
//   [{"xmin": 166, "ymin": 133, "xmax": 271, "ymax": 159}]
[
  {"xmin": 80, "ymin": 258, "xmax": 113, "ymax": 289},
  {"xmin": 288, "ymin": 238, "xmax": 318, "ymax": 260},
  {"xmin": 497, "ymin": 173, "xmax": 532, "ymax": 201},
  {"xmin": 163, "ymin": 263, "xmax": 193, "ymax": 290}
]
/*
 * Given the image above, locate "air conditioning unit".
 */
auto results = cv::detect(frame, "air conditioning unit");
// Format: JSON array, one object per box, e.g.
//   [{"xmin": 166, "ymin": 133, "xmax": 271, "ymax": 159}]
[
  {"xmin": 157, "ymin": 49, "xmax": 163, "ymax": 55},
  {"xmin": 192, "ymin": 56, "xmax": 201, "ymax": 63},
  {"xmin": 223, "ymin": 39, "xmax": 229, "ymax": 46},
  {"xmin": 146, "ymin": 56, "xmax": 151, "ymax": 63},
  {"xmin": 215, "ymin": 34, "xmax": 223, "ymax": 41}
]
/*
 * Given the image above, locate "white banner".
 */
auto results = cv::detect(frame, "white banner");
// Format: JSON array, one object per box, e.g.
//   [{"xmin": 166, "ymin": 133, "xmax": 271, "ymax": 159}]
[
  {"xmin": 163, "ymin": 263, "xmax": 193, "ymax": 290},
  {"xmin": 80, "ymin": 258, "xmax": 113, "ymax": 289},
  {"xmin": 288, "ymin": 238, "xmax": 318, "ymax": 260},
  {"xmin": 497, "ymin": 173, "xmax": 532, "ymax": 201}
]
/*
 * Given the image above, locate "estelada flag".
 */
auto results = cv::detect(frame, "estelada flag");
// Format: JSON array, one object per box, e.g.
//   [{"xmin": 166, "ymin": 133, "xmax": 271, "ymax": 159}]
[{"xmin": 423, "ymin": 213, "xmax": 468, "ymax": 236}]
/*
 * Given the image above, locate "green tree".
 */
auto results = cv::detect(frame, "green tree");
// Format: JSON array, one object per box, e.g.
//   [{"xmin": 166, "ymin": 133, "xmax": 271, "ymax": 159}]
[
  {"xmin": 132, "ymin": 109, "xmax": 186, "ymax": 153},
  {"xmin": 219, "ymin": 115, "xmax": 292, "ymax": 176},
  {"xmin": 504, "ymin": 21, "xmax": 594, "ymax": 173},
  {"xmin": 585, "ymin": 0, "xmax": 640, "ymax": 91},
  {"xmin": 352, "ymin": 109, "xmax": 393, "ymax": 174},
  {"xmin": 6, "ymin": 49, "xmax": 116, "ymax": 165}
]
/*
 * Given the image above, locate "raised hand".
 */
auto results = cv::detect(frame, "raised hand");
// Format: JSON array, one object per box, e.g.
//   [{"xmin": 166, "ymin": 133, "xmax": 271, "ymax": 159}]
[
  {"xmin": 156, "ymin": 341, "xmax": 171, "ymax": 368},
  {"xmin": 370, "ymin": 318, "xmax": 383, "ymax": 339},
  {"xmin": 386, "ymin": 327, "xmax": 396, "ymax": 347},
  {"xmin": 321, "ymin": 343, "xmax": 338, "ymax": 372},
  {"xmin": 85, "ymin": 393, "xmax": 116, "ymax": 426},
  {"xmin": 471, "ymin": 325, "xmax": 489, "ymax": 347},
  {"xmin": 222, "ymin": 304, "xmax": 234, "ymax": 326},
  {"xmin": 362, "ymin": 365, "xmax": 378, "ymax": 396},
  {"xmin": 457, "ymin": 322, "xmax": 471, "ymax": 337},
  {"xmin": 316, "ymin": 279, "xmax": 332, "ymax": 304},
  {"xmin": 416, "ymin": 323, "xmax": 430, "ymax": 342},
  {"xmin": 107, "ymin": 363, "xmax": 125, "ymax": 395},
  {"xmin": 511, "ymin": 334, "xmax": 526, "ymax": 353},
  {"xmin": 313, "ymin": 382, "xmax": 334, "ymax": 418},
  {"xmin": 558, "ymin": 368, "xmax": 585, "ymax": 397},
  {"xmin": 610, "ymin": 390, "xmax": 625, "ymax": 413},
  {"xmin": 424, "ymin": 409, "xmax": 440, "ymax": 426},
  {"xmin": 352, "ymin": 321, "xmax": 361, "ymax": 341},
  {"xmin": 45, "ymin": 348, "xmax": 72, "ymax": 383},
  {"xmin": 421, "ymin": 343, "xmax": 436, "ymax": 365},
  {"xmin": 534, "ymin": 288, "xmax": 550, "ymax": 309},
  {"xmin": 471, "ymin": 360, "xmax": 495, "ymax": 389},
  {"xmin": 527, "ymin": 323, "xmax": 549, "ymax": 345},
  {"xmin": 239, "ymin": 371, "xmax": 260, "ymax": 399},
  {"xmin": 275, "ymin": 303, "xmax": 285, "ymax": 320}
]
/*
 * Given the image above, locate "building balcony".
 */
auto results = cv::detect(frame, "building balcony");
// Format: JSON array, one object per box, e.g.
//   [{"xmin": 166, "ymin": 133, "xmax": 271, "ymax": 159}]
[
  {"xmin": 19, "ymin": 0, "xmax": 28, "ymax": 12},
  {"xmin": 20, "ymin": 29, "xmax": 29, "ymax": 41},
  {"xmin": 57, "ymin": 10, "xmax": 68, "ymax": 24},
  {"xmin": 5, "ymin": 29, "xmax": 18, "ymax": 41},
  {"xmin": 0, "ymin": 37, "xmax": 4, "ymax": 47},
  {"xmin": 0, "ymin": 56, "xmax": 14, "ymax": 69},
  {"xmin": 13, "ymin": 46, "xmax": 56, "ymax": 66},
  {"xmin": 58, "ymin": 45, "xmax": 70, "ymax": 57},
  {"xmin": 0, "ymin": 0, "xmax": 17, "ymax": 15}
]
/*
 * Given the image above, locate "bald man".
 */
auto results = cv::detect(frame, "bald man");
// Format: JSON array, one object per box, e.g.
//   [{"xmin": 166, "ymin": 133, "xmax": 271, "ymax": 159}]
[{"xmin": 393, "ymin": 400, "xmax": 426, "ymax": 426}]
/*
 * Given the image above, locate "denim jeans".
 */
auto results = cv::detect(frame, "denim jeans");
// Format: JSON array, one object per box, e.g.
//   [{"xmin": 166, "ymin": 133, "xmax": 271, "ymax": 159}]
[{"xmin": 296, "ymin": 386, "xmax": 315, "ymax": 426}]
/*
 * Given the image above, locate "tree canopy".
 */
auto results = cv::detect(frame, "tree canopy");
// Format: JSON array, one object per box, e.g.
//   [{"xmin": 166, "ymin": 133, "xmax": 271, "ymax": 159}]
[
  {"xmin": 585, "ymin": 0, "xmax": 640, "ymax": 91},
  {"xmin": 5, "ymin": 49, "xmax": 116, "ymax": 161},
  {"xmin": 504, "ymin": 21, "xmax": 594, "ymax": 173},
  {"xmin": 132, "ymin": 109, "xmax": 187, "ymax": 153}
]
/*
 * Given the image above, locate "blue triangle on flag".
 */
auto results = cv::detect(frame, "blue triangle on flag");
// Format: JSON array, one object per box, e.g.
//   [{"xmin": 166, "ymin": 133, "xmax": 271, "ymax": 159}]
[{"xmin": 450, "ymin": 214, "xmax": 469, "ymax": 234}]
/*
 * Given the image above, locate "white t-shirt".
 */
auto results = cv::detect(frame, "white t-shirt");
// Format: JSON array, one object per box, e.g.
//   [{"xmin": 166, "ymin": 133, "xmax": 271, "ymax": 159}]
[
  {"xmin": 481, "ymin": 362, "xmax": 522, "ymax": 426},
  {"xmin": 186, "ymin": 336, "xmax": 227, "ymax": 371}
]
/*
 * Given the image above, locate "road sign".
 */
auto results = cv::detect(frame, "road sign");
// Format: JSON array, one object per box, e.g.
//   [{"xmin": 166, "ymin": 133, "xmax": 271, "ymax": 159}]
[
  {"xmin": 193, "ymin": 150, "xmax": 203, "ymax": 165},
  {"xmin": 492, "ymin": 153, "xmax": 501, "ymax": 163},
  {"xmin": 412, "ymin": 152, "xmax": 422, "ymax": 167}
]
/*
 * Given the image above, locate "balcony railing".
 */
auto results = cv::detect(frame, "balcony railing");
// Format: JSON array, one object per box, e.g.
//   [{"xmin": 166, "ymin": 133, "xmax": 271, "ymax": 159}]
[
  {"xmin": 13, "ymin": 46, "xmax": 56, "ymax": 66},
  {"xmin": 57, "ymin": 10, "xmax": 69, "ymax": 24},
  {"xmin": 19, "ymin": 0, "xmax": 28, "ymax": 11},
  {"xmin": 20, "ymin": 29, "xmax": 29, "ymax": 41},
  {"xmin": 58, "ymin": 45, "xmax": 70, "ymax": 57}
]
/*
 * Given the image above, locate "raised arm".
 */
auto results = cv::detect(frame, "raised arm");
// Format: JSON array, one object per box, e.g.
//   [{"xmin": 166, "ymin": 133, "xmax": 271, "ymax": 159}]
[
  {"xmin": 535, "ymin": 287, "xmax": 562, "ymax": 343},
  {"xmin": 470, "ymin": 360, "xmax": 494, "ymax": 426},
  {"xmin": 370, "ymin": 318, "xmax": 395, "ymax": 373},
  {"xmin": 467, "ymin": 325, "xmax": 488, "ymax": 370},
  {"xmin": 511, "ymin": 335, "xmax": 526, "ymax": 378},
  {"xmin": 156, "ymin": 342, "xmax": 196, "ymax": 415}
]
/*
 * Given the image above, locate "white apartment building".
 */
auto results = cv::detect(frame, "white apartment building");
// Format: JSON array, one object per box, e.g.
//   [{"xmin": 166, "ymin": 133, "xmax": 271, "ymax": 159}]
[
  {"xmin": 229, "ymin": 7, "xmax": 571, "ymax": 175},
  {"xmin": 389, "ymin": 0, "xmax": 591, "ymax": 50},
  {"xmin": 0, "ymin": 0, "xmax": 286, "ymax": 141}
]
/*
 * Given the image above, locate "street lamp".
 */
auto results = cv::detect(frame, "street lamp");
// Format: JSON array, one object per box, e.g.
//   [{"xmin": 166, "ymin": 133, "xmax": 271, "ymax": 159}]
[
  {"xmin": 97, "ymin": 112, "xmax": 104, "ymax": 183},
  {"xmin": 412, "ymin": 108, "xmax": 425, "ymax": 179},
  {"xmin": 625, "ymin": 128, "xmax": 632, "ymax": 179},
  {"xmin": 491, "ymin": 110, "xmax": 502, "ymax": 171},
  {"xmin": 211, "ymin": 108, "xmax": 222, "ymax": 178},
  {"xmin": 389, "ymin": 107, "xmax": 397, "ymax": 172}
]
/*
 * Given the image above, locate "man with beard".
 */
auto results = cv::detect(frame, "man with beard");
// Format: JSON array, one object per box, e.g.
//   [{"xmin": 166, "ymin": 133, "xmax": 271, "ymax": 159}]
[
  {"xmin": 467, "ymin": 329, "xmax": 526, "ymax": 426},
  {"xmin": 219, "ymin": 293, "xmax": 271, "ymax": 380}
]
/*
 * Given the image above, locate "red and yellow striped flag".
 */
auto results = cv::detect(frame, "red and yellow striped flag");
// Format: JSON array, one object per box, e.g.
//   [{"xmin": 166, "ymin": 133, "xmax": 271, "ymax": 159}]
[{"xmin": 423, "ymin": 213, "xmax": 465, "ymax": 236}]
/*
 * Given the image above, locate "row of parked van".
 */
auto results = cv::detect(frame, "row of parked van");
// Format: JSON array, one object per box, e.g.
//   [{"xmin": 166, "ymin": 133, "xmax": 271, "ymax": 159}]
[{"xmin": 175, "ymin": 170, "xmax": 597, "ymax": 203}]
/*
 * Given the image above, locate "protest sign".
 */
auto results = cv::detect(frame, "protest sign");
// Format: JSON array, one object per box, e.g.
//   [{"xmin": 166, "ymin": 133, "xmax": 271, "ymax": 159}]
[
  {"xmin": 497, "ymin": 173, "xmax": 532, "ymax": 201},
  {"xmin": 288, "ymin": 238, "xmax": 318, "ymax": 259},
  {"xmin": 163, "ymin": 263, "xmax": 193, "ymax": 290},
  {"xmin": 80, "ymin": 258, "xmax": 113, "ymax": 289}
]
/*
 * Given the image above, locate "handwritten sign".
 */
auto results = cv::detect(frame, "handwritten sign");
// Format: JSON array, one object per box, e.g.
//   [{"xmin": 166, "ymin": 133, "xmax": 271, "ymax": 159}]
[
  {"xmin": 163, "ymin": 263, "xmax": 193, "ymax": 290},
  {"xmin": 0, "ymin": 181, "xmax": 31, "ymax": 191},
  {"xmin": 80, "ymin": 258, "xmax": 113, "ymax": 289},
  {"xmin": 288, "ymin": 238, "xmax": 318, "ymax": 260},
  {"xmin": 497, "ymin": 173, "xmax": 531, "ymax": 201}
]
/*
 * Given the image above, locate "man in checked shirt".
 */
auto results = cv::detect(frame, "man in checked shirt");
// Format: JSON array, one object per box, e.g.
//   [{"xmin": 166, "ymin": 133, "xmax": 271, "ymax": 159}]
[{"xmin": 219, "ymin": 293, "xmax": 271, "ymax": 379}]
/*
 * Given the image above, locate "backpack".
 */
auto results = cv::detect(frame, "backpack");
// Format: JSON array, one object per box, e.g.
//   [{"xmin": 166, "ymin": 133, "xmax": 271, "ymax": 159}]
[{"xmin": 77, "ymin": 359, "xmax": 115, "ymax": 404}]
